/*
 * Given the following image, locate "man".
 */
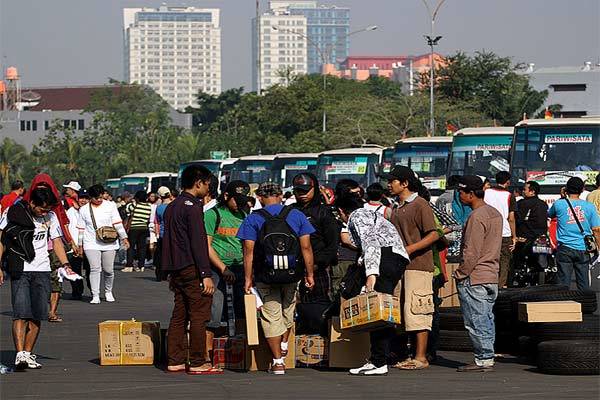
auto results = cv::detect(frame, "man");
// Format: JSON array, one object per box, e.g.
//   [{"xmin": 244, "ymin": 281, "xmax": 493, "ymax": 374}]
[
  {"xmin": 364, "ymin": 182, "xmax": 389, "ymax": 215},
  {"xmin": 549, "ymin": 177, "xmax": 600, "ymax": 290},
  {"xmin": 62, "ymin": 181, "xmax": 81, "ymax": 209},
  {"xmin": 237, "ymin": 182, "xmax": 315, "ymax": 375},
  {"xmin": 153, "ymin": 186, "xmax": 174, "ymax": 281},
  {"xmin": 66, "ymin": 190, "xmax": 90, "ymax": 299},
  {"xmin": 484, "ymin": 171, "xmax": 517, "ymax": 288},
  {"xmin": 454, "ymin": 175, "xmax": 503, "ymax": 372},
  {"xmin": 0, "ymin": 186, "xmax": 72, "ymax": 370},
  {"xmin": 0, "ymin": 180, "xmax": 25, "ymax": 215},
  {"xmin": 587, "ymin": 173, "xmax": 600, "ymax": 216},
  {"xmin": 203, "ymin": 175, "xmax": 219, "ymax": 212},
  {"xmin": 204, "ymin": 180, "xmax": 251, "ymax": 355},
  {"xmin": 161, "ymin": 165, "xmax": 218, "ymax": 375},
  {"xmin": 384, "ymin": 166, "xmax": 439, "ymax": 371}
]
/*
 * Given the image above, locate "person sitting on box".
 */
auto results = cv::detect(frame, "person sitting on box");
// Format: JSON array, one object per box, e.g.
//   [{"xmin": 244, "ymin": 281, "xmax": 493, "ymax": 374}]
[{"xmin": 335, "ymin": 195, "xmax": 409, "ymax": 376}]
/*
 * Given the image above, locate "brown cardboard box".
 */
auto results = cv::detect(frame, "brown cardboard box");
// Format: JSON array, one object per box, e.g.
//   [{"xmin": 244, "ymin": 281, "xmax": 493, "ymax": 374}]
[
  {"xmin": 340, "ymin": 292, "xmax": 401, "ymax": 331},
  {"xmin": 246, "ymin": 324, "xmax": 295, "ymax": 371},
  {"xmin": 518, "ymin": 301, "xmax": 582, "ymax": 322},
  {"xmin": 244, "ymin": 294, "xmax": 260, "ymax": 346},
  {"xmin": 98, "ymin": 320, "xmax": 160, "ymax": 366},
  {"xmin": 295, "ymin": 335, "xmax": 328, "ymax": 367},
  {"xmin": 328, "ymin": 317, "xmax": 371, "ymax": 369},
  {"xmin": 213, "ymin": 336, "xmax": 246, "ymax": 370},
  {"xmin": 440, "ymin": 263, "xmax": 460, "ymax": 307}
]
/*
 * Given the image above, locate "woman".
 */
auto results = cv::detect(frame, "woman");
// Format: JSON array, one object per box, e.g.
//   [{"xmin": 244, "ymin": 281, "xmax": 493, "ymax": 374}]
[
  {"xmin": 336, "ymin": 195, "xmax": 409, "ymax": 376},
  {"xmin": 78, "ymin": 184, "xmax": 129, "ymax": 304},
  {"xmin": 123, "ymin": 191, "xmax": 152, "ymax": 272}
]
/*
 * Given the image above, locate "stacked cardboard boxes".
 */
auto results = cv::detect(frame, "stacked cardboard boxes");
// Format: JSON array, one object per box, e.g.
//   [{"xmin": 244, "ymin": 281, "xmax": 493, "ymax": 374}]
[
  {"xmin": 340, "ymin": 292, "xmax": 401, "ymax": 331},
  {"xmin": 518, "ymin": 301, "xmax": 582, "ymax": 323}
]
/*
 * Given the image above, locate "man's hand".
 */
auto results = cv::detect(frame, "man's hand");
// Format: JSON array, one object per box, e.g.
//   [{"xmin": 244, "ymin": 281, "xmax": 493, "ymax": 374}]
[
  {"xmin": 304, "ymin": 274, "xmax": 315, "ymax": 290},
  {"xmin": 72, "ymin": 243, "xmax": 82, "ymax": 258},
  {"xmin": 0, "ymin": 269, "xmax": 4, "ymax": 286},
  {"xmin": 509, "ymin": 238, "xmax": 517, "ymax": 252},
  {"xmin": 202, "ymin": 277, "xmax": 215, "ymax": 296},
  {"xmin": 365, "ymin": 275, "xmax": 377, "ymax": 292},
  {"xmin": 121, "ymin": 238, "xmax": 130, "ymax": 250},
  {"xmin": 222, "ymin": 267, "xmax": 236, "ymax": 284}
]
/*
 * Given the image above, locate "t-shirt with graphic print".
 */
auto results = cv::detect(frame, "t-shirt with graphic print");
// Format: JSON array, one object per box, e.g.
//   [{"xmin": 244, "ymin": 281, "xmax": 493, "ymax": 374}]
[
  {"xmin": 204, "ymin": 204, "xmax": 245, "ymax": 266},
  {"xmin": 548, "ymin": 198, "xmax": 600, "ymax": 251},
  {"xmin": 0, "ymin": 210, "xmax": 62, "ymax": 272}
]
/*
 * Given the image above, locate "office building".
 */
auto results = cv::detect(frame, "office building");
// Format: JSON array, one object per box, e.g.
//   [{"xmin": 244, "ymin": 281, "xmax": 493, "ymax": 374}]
[{"xmin": 123, "ymin": 6, "xmax": 221, "ymax": 110}]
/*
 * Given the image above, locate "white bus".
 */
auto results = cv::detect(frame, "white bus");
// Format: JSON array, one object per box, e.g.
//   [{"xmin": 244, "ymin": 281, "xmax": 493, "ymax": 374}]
[
  {"xmin": 448, "ymin": 127, "xmax": 514, "ymax": 181},
  {"xmin": 230, "ymin": 155, "xmax": 277, "ymax": 186},
  {"xmin": 177, "ymin": 158, "xmax": 237, "ymax": 190},
  {"xmin": 104, "ymin": 178, "xmax": 121, "ymax": 195},
  {"xmin": 119, "ymin": 172, "xmax": 177, "ymax": 195},
  {"xmin": 271, "ymin": 153, "xmax": 319, "ymax": 189},
  {"xmin": 510, "ymin": 117, "xmax": 600, "ymax": 203},
  {"xmin": 316, "ymin": 146, "xmax": 384, "ymax": 188}
]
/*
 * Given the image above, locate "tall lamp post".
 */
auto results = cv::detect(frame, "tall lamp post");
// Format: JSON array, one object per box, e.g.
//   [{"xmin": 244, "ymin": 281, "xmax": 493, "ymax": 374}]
[
  {"xmin": 272, "ymin": 25, "xmax": 377, "ymax": 133},
  {"xmin": 421, "ymin": 0, "xmax": 446, "ymax": 136}
]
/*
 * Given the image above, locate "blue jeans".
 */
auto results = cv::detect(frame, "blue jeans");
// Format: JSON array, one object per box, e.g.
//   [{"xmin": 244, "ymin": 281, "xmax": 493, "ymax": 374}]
[
  {"xmin": 457, "ymin": 277, "xmax": 498, "ymax": 366},
  {"xmin": 556, "ymin": 245, "xmax": 591, "ymax": 290},
  {"xmin": 11, "ymin": 272, "xmax": 51, "ymax": 321}
]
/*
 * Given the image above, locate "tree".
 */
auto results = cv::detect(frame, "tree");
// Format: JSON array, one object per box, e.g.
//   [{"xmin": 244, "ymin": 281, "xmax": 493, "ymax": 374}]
[
  {"xmin": 185, "ymin": 87, "xmax": 244, "ymax": 130},
  {"xmin": 0, "ymin": 138, "xmax": 28, "ymax": 193}
]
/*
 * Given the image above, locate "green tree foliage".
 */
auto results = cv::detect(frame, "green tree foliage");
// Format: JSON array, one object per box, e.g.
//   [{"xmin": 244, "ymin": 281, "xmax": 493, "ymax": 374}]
[
  {"xmin": 185, "ymin": 87, "xmax": 244, "ymax": 130},
  {"xmin": 0, "ymin": 138, "xmax": 29, "ymax": 192}
]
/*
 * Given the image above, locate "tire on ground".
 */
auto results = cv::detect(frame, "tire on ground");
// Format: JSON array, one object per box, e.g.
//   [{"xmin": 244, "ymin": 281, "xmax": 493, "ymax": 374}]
[
  {"xmin": 517, "ymin": 290, "xmax": 597, "ymax": 314},
  {"xmin": 438, "ymin": 330, "xmax": 473, "ymax": 352},
  {"xmin": 531, "ymin": 315, "xmax": 600, "ymax": 343},
  {"xmin": 537, "ymin": 340, "xmax": 600, "ymax": 375}
]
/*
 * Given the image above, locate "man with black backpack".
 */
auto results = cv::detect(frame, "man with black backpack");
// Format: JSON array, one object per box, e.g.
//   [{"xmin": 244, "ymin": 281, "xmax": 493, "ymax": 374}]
[{"xmin": 237, "ymin": 182, "xmax": 315, "ymax": 375}]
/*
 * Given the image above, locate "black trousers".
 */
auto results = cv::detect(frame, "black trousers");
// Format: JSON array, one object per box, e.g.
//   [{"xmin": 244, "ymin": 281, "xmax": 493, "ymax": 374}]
[
  {"xmin": 127, "ymin": 228, "xmax": 149, "ymax": 268},
  {"xmin": 369, "ymin": 247, "xmax": 406, "ymax": 368},
  {"xmin": 68, "ymin": 252, "xmax": 89, "ymax": 298}
]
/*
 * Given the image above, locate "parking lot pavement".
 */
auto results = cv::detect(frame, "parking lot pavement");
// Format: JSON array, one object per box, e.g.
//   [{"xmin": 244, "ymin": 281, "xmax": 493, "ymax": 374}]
[{"xmin": 1, "ymin": 268, "xmax": 598, "ymax": 400}]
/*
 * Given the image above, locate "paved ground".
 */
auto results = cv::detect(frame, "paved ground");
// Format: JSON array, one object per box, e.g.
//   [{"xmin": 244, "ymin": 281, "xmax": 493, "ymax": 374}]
[{"xmin": 1, "ymin": 268, "xmax": 598, "ymax": 400}]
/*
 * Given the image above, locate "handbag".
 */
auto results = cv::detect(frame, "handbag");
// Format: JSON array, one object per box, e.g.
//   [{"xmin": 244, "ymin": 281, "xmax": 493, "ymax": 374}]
[
  {"xmin": 89, "ymin": 203, "xmax": 119, "ymax": 244},
  {"xmin": 564, "ymin": 197, "xmax": 598, "ymax": 254}
]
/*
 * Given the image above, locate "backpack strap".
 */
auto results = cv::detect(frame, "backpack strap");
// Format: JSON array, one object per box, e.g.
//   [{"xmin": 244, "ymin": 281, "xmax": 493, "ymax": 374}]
[
  {"xmin": 255, "ymin": 208, "xmax": 274, "ymax": 222},
  {"xmin": 278, "ymin": 205, "xmax": 294, "ymax": 220},
  {"xmin": 564, "ymin": 197, "xmax": 586, "ymax": 235}
]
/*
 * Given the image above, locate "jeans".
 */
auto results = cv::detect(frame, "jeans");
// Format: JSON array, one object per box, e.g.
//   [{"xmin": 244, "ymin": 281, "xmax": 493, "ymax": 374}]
[
  {"xmin": 457, "ymin": 277, "xmax": 498, "ymax": 366},
  {"xmin": 207, "ymin": 264, "xmax": 245, "ymax": 329},
  {"xmin": 126, "ymin": 228, "xmax": 148, "ymax": 268},
  {"xmin": 11, "ymin": 272, "xmax": 51, "ymax": 321},
  {"xmin": 85, "ymin": 250, "xmax": 116, "ymax": 297},
  {"xmin": 556, "ymin": 245, "xmax": 591, "ymax": 290}
]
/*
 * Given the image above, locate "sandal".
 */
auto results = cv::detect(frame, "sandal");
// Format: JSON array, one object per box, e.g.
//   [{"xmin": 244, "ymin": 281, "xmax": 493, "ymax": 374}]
[
  {"xmin": 48, "ymin": 315, "xmax": 63, "ymax": 322},
  {"xmin": 395, "ymin": 359, "xmax": 429, "ymax": 370},
  {"xmin": 187, "ymin": 364, "xmax": 224, "ymax": 375},
  {"xmin": 166, "ymin": 364, "xmax": 186, "ymax": 373}
]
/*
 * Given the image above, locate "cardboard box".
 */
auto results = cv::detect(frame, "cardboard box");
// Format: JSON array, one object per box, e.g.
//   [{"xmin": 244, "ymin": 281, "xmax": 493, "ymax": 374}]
[
  {"xmin": 295, "ymin": 335, "xmax": 328, "ymax": 367},
  {"xmin": 244, "ymin": 294, "xmax": 260, "ymax": 346},
  {"xmin": 340, "ymin": 292, "xmax": 401, "ymax": 331},
  {"xmin": 213, "ymin": 336, "xmax": 247, "ymax": 370},
  {"xmin": 518, "ymin": 301, "xmax": 582, "ymax": 323},
  {"xmin": 246, "ymin": 324, "xmax": 295, "ymax": 371},
  {"xmin": 98, "ymin": 320, "xmax": 160, "ymax": 366},
  {"xmin": 328, "ymin": 317, "xmax": 371, "ymax": 368},
  {"xmin": 440, "ymin": 263, "xmax": 460, "ymax": 307}
]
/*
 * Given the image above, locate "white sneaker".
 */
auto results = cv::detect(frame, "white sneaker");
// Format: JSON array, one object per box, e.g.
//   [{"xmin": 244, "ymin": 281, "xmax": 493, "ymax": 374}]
[
  {"xmin": 24, "ymin": 353, "xmax": 42, "ymax": 369},
  {"xmin": 15, "ymin": 351, "xmax": 29, "ymax": 370},
  {"xmin": 349, "ymin": 362, "xmax": 377, "ymax": 375},
  {"xmin": 90, "ymin": 296, "xmax": 101, "ymax": 304},
  {"xmin": 105, "ymin": 292, "xmax": 115, "ymax": 302},
  {"xmin": 139, "ymin": 267, "xmax": 145, "ymax": 272},
  {"xmin": 121, "ymin": 267, "xmax": 133, "ymax": 272},
  {"xmin": 363, "ymin": 365, "xmax": 388, "ymax": 376}
]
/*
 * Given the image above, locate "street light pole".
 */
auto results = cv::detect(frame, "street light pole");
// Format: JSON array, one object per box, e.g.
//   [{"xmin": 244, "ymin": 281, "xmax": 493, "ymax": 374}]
[{"xmin": 421, "ymin": 0, "xmax": 446, "ymax": 136}]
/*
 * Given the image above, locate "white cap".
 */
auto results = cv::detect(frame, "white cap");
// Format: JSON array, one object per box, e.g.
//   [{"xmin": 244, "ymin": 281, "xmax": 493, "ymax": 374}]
[
  {"xmin": 157, "ymin": 186, "xmax": 171, "ymax": 197},
  {"xmin": 63, "ymin": 181, "xmax": 81, "ymax": 191}
]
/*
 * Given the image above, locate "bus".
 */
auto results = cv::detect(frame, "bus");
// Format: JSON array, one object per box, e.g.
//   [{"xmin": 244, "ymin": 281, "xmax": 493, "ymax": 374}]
[
  {"xmin": 177, "ymin": 158, "xmax": 237, "ymax": 190},
  {"xmin": 230, "ymin": 155, "xmax": 277, "ymax": 186},
  {"xmin": 510, "ymin": 117, "xmax": 600, "ymax": 203},
  {"xmin": 104, "ymin": 178, "xmax": 121, "ymax": 196},
  {"xmin": 316, "ymin": 146, "xmax": 384, "ymax": 189},
  {"xmin": 381, "ymin": 147, "xmax": 394, "ymax": 174},
  {"xmin": 448, "ymin": 127, "xmax": 513, "ymax": 181},
  {"xmin": 394, "ymin": 136, "xmax": 452, "ymax": 196},
  {"xmin": 119, "ymin": 172, "xmax": 177, "ymax": 195},
  {"xmin": 271, "ymin": 153, "xmax": 319, "ymax": 189}
]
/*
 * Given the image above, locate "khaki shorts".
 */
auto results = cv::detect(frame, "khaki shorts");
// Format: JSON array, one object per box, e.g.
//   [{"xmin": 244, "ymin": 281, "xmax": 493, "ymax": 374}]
[
  {"xmin": 395, "ymin": 270, "xmax": 434, "ymax": 332},
  {"xmin": 255, "ymin": 282, "xmax": 297, "ymax": 338}
]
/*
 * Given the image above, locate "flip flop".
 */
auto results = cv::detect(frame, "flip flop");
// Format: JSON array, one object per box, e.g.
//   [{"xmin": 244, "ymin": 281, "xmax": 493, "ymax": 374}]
[
  {"xmin": 396, "ymin": 359, "xmax": 429, "ymax": 370},
  {"xmin": 393, "ymin": 358, "xmax": 414, "ymax": 369},
  {"xmin": 48, "ymin": 315, "xmax": 63, "ymax": 322},
  {"xmin": 186, "ymin": 366, "xmax": 224, "ymax": 375},
  {"xmin": 166, "ymin": 365, "xmax": 186, "ymax": 373}
]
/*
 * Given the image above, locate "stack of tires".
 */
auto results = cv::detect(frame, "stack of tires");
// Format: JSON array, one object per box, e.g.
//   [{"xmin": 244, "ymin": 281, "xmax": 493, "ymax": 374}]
[{"xmin": 438, "ymin": 307, "xmax": 472, "ymax": 352}]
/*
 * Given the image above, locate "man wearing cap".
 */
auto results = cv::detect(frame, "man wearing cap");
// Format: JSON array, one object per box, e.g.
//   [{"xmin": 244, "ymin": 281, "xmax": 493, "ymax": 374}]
[
  {"xmin": 66, "ymin": 190, "xmax": 90, "ymax": 300},
  {"xmin": 204, "ymin": 181, "xmax": 251, "ymax": 355},
  {"xmin": 237, "ymin": 182, "xmax": 315, "ymax": 375},
  {"xmin": 384, "ymin": 165, "xmax": 439, "ymax": 371},
  {"xmin": 62, "ymin": 181, "xmax": 81, "ymax": 209},
  {"xmin": 453, "ymin": 175, "xmax": 503, "ymax": 372},
  {"xmin": 153, "ymin": 187, "xmax": 174, "ymax": 281},
  {"xmin": 549, "ymin": 177, "xmax": 600, "ymax": 290}
]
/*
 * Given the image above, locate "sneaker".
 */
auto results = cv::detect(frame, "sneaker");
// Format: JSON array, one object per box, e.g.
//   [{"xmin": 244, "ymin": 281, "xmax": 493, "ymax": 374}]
[
  {"xmin": 349, "ymin": 362, "xmax": 377, "ymax": 375},
  {"xmin": 105, "ymin": 292, "xmax": 115, "ymax": 302},
  {"xmin": 457, "ymin": 364, "xmax": 495, "ymax": 372},
  {"xmin": 121, "ymin": 267, "xmax": 133, "ymax": 272},
  {"xmin": 134, "ymin": 267, "xmax": 141, "ymax": 272},
  {"xmin": 270, "ymin": 361, "xmax": 285, "ymax": 375},
  {"xmin": 15, "ymin": 351, "xmax": 29, "ymax": 371},
  {"xmin": 90, "ymin": 296, "xmax": 101, "ymax": 304},
  {"xmin": 23, "ymin": 353, "xmax": 42, "ymax": 369},
  {"xmin": 139, "ymin": 267, "xmax": 145, "ymax": 272},
  {"xmin": 363, "ymin": 365, "xmax": 388, "ymax": 376}
]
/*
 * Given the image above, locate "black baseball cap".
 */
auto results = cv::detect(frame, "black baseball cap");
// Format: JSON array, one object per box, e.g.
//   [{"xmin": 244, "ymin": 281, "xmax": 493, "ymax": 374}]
[
  {"xmin": 458, "ymin": 175, "xmax": 484, "ymax": 192},
  {"xmin": 256, "ymin": 182, "xmax": 283, "ymax": 197},
  {"xmin": 566, "ymin": 177, "xmax": 585, "ymax": 194},
  {"xmin": 225, "ymin": 180, "xmax": 251, "ymax": 204},
  {"xmin": 292, "ymin": 173, "xmax": 315, "ymax": 192},
  {"xmin": 382, "ymin": 165, "xmax": 416, "ymax": 182}
]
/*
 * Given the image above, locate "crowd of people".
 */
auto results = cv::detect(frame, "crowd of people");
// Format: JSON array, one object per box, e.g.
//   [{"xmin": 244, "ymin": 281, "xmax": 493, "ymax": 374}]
[{"xmin": 0, "ymin": 165, "xmax": 599, "ymax": 376}]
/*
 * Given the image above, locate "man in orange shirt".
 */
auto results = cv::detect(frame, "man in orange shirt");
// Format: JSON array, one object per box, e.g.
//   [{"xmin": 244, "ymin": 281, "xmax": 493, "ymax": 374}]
[{"xmin": 0, "ymin": 180, "xmax": 25, "ymax": 214}]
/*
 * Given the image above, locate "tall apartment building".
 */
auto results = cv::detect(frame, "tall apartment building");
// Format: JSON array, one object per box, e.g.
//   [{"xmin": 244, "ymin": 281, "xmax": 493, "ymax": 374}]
[{"xmin": 123, "ymin": 6, "xmax": 221, "ymax": 110}]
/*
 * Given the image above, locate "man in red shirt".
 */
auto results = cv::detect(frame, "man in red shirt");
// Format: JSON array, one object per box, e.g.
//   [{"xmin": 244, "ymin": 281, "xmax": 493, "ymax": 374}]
[{"xmin": 0, "ymin": 180, "xmax": 25, "ymax": 214}]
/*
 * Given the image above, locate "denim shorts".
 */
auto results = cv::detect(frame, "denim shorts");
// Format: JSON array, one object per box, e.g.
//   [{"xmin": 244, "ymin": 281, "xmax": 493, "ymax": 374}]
[{"xmin": 11, "ymin": 272, "xmax": 52, "ymax": 321}]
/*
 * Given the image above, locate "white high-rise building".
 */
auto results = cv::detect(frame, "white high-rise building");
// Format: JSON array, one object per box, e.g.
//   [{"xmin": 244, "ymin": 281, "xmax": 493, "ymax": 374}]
[
  {"xmin": 253, "ymin": 10, "xmax": 308, "ymax": 92},
  {"xmin": 123, "ymin": 6, "xmax": 221, "ymax": 110}
]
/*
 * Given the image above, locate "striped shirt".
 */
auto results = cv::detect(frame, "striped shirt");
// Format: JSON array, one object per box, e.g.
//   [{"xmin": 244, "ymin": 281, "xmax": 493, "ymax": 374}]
[{"xmin": 130, "ymin": 202, "xmax": 152, "ymax": 230}]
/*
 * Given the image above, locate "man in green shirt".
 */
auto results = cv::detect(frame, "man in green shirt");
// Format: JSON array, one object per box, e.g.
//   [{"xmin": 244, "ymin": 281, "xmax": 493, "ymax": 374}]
[{"xmin": 204, "ymin": 181, "xmax": 252, "ymax": 353}]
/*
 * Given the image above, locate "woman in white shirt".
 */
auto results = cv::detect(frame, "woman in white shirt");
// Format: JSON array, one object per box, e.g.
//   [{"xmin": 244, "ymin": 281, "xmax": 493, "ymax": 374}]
[{"xmin": 77, "ymin": 185, "xmax": 129, "ymax": 304}]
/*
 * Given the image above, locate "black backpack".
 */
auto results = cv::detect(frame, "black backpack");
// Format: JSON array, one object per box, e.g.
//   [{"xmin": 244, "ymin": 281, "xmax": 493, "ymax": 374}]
[{"xmin": 254, "ymin": 206, "xmax": 301, "ymax": 284}]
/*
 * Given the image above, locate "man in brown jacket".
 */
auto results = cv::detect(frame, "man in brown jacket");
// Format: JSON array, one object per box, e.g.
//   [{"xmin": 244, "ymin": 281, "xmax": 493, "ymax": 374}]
[{"xmin": 453, "ymin": 175, "xmax": 503, "ymax": 372}]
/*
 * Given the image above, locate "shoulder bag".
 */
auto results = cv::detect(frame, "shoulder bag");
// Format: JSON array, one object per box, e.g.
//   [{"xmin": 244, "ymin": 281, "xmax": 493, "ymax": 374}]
[
  {"xmin": 89, "ymin": 203, "xmax": 119, "ymax": 244},
  {"xmin": 564, "ymin": 197, "xmax": 598, "ymax": 254}
]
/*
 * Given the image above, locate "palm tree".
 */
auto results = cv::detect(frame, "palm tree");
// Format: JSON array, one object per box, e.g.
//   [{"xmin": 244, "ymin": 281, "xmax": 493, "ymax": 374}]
[{"xmin": 0, "ymin": 138, "xmax": 28, "ymax": 193}]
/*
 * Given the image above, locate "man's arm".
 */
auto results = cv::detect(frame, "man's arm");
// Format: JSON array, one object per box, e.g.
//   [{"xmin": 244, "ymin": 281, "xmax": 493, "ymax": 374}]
[
  {"xmin": 316, "ymin": 210, "xmax": 341, "ymax": 265},
  {"xmin": 454, "ymin": 218, "xmax": 484, "ymax": 280},
  {"xmin": 188, "ymin": 206, "xmax": 212, "ymax": 279},
  {"xmin": 52, "ymin": 237, "xmax": 70, "ymax": 266},
  {"xmin": 405, "ymin": 231, "xmax": 439, "ymax": 255},
  {"xmin": 243, "ymin": 240, "xmax": 255, "ymax": 293},
  {"xmin": 508, "ymin": 211, "xmax": 517, "ymax": 249},
  {"xmin": 207, "ymin": 236, "xmax": 235, "ymax": 283},
  {"xmin": 593, "ymin": 227, "xmax": 600, "ymax": 249},
  {"xmin": 299, "ymin": 235, "xmax": 315, "ymax": 289}
]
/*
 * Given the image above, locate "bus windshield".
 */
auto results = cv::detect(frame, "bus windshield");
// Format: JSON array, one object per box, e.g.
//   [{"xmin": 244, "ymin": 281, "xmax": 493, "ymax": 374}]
[
  {"xmin": 510, "ymin": 125, "xmax": 600, "ymax": 190},
  {"xmin": 231, "ymin": 160, "xmax": 273, "ymax": 185},
  {"xmin": 120, "ymin": 177, "xmax": 148, "ymax": 194},
  {"xmin": 271, "ymin": 158, "xmax": 318, "ymax": 187},
  {"xmin": 178, "ymin": 161, "xmax": 221, "ymax": 178},
  {"xmin": 449, "ymin": 135, "xmax": 512, "ymax": 179},
  {"xmin": 317, "ymin": 154, "xmax": 379, "ymax": 188},
  {"xmin": 381, "ymin": 148, "xmax": 394, "ymax": 173},
  {"xmin": 394, "ymin": 143, "xmax": 450, "ymax": 193}
]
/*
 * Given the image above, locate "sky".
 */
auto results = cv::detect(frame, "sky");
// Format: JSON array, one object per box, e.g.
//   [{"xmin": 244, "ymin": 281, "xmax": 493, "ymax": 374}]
[{"xmin": 1, "ymin": 0, "xmax": 599, "ymax": 90}]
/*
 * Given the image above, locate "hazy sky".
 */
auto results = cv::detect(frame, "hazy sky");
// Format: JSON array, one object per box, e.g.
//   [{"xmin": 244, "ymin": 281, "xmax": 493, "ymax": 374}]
[{"xmin": 1, "ymin": 0, "xmax": 598, "ymax": 90}]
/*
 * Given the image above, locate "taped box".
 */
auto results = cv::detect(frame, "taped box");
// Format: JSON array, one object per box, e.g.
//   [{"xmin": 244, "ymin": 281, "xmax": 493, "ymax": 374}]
[
  {"xmin": 98, "ymin": 320, "xmax": 160, "ymax": 366},
  {"xmin": 340, "ymin": 292, "xmax": 401, "ymax": 331},
  {"xmin": 295, "ymin": 335, "xmax": 328, "ymax": 367},
  {"xmin": 518, "ymin": 301, "xmax": 582, "ymax": 323},
  {"xmin": 328, "ymin": 317, "xmax": 370, "ymax": 369}
]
